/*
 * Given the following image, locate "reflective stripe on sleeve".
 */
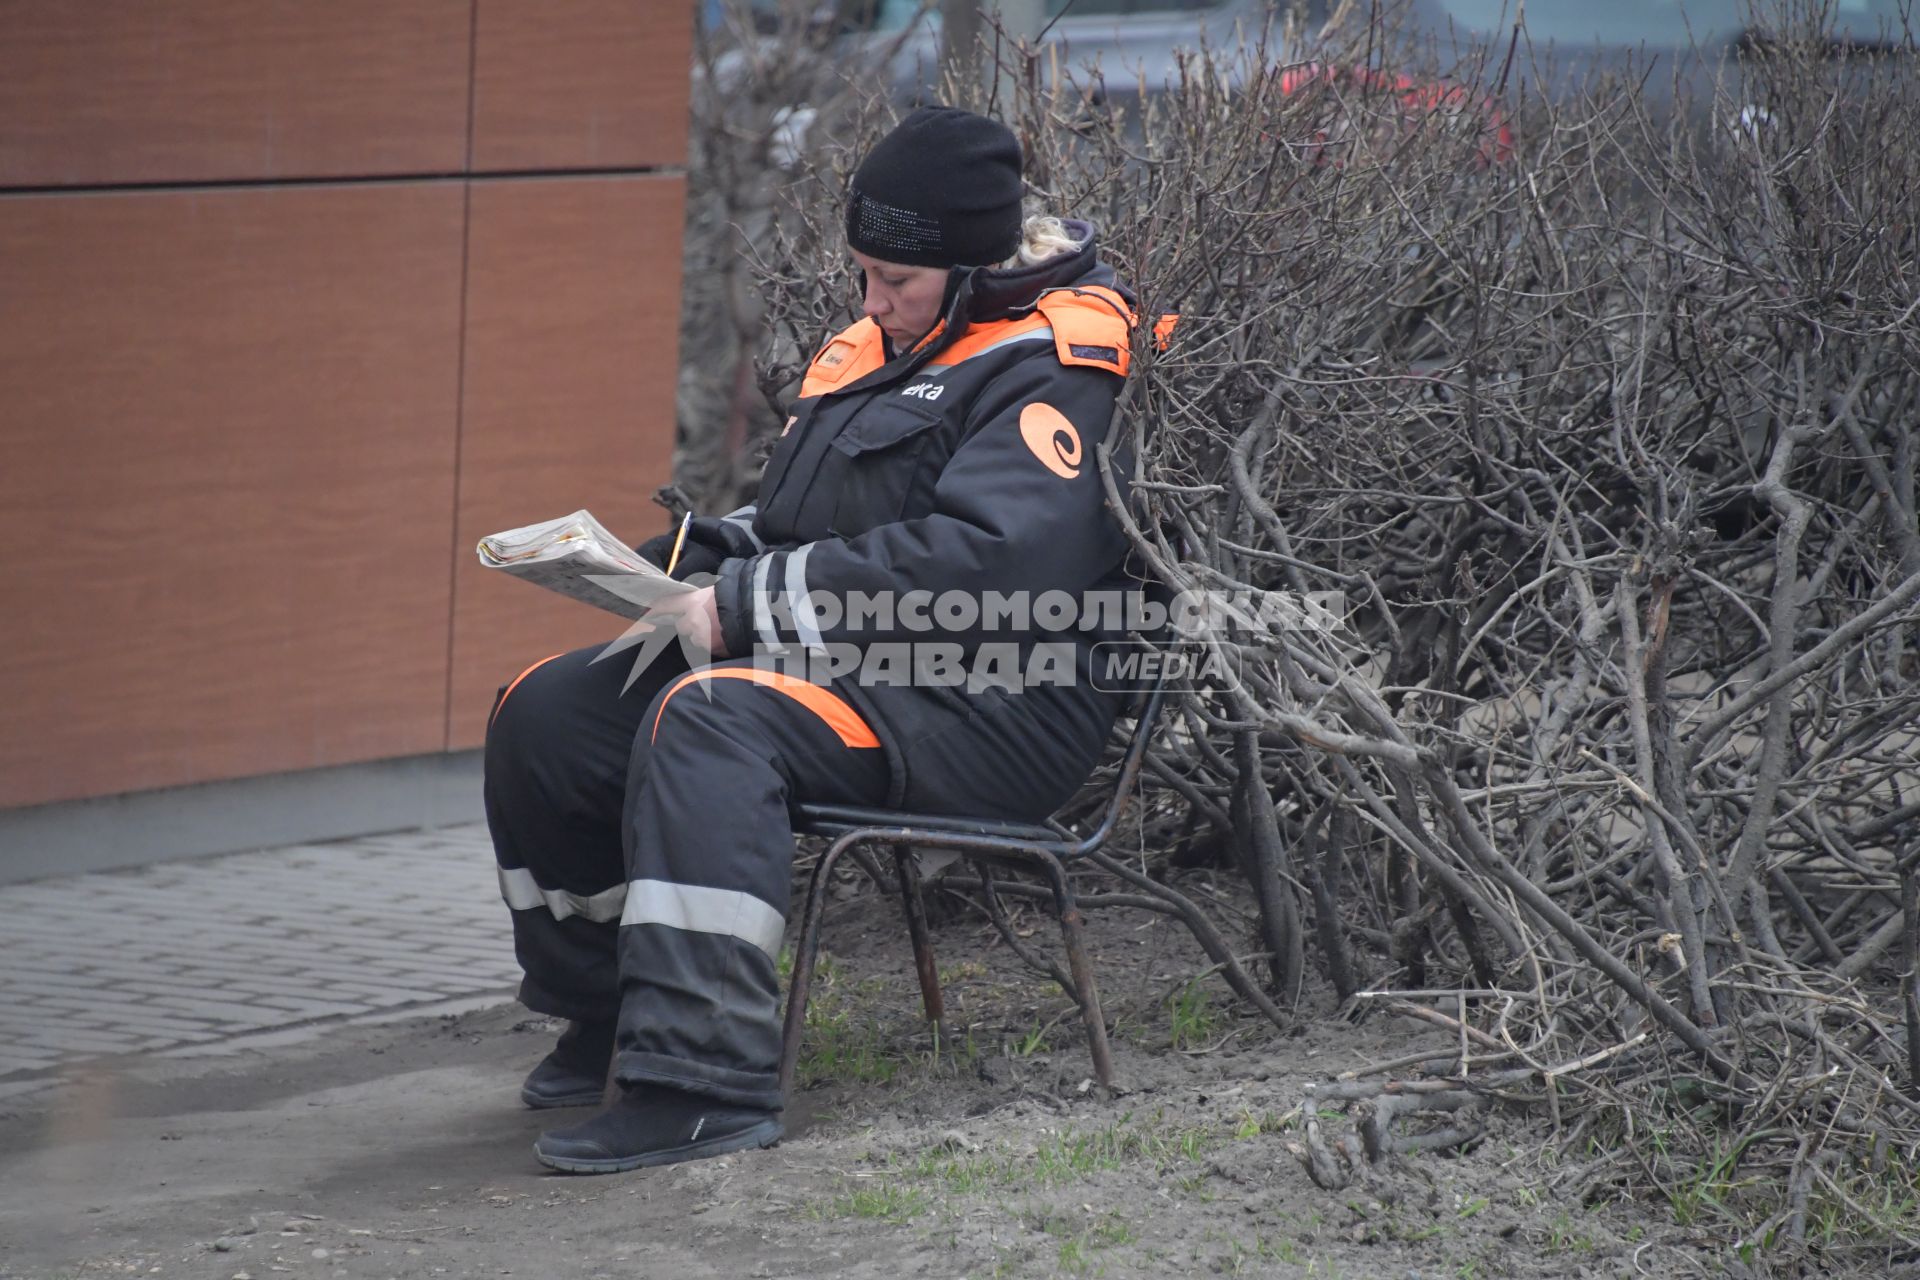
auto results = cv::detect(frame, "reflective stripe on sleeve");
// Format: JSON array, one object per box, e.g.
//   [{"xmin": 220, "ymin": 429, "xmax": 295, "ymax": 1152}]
[
  {"xmin": 750, "ymin": 555, "xmax": 788, "ymax": 654},
  {"xmin": 620, "ymin": 878, "xmax": 787, "ymax": 960},
  {"xmin": 787, "ymin": 542, "xmax": 825, "ymax": 653},
  {"xmin": 496, "ymin": 866, "xmax": 627, "ymax": 923}
]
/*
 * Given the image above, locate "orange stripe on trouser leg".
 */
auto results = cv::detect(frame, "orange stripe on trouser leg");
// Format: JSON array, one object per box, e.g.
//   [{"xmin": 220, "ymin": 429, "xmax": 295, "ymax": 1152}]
[
  {"xmin": 651, "ymin": 668, "xmax": 881, "ymax": 749},
  {"xmin": 489, "ymin": 652, "xmax": 565, "ymax": 730}
]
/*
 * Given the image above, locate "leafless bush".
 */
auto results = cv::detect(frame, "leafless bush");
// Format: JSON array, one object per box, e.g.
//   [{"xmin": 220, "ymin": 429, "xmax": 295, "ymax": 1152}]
[
  {"xmin": 735, "ymin": 0, "xmax": 1920, "ymax": 1259},
  {"xmin": 675, "ymin": 0, "xmax": 910, "ymax": 513}
]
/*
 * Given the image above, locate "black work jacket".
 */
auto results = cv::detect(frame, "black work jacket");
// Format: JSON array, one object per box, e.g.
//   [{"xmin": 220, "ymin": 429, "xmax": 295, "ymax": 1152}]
[{"xmin": 711, "ymin": 226, "xmax": 1143, "ymax": 762}]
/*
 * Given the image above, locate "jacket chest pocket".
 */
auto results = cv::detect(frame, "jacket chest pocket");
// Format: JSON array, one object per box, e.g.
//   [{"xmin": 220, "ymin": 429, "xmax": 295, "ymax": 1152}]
[{"xmin": 823, "ymin": 401, "xmax": 947, "ymax": 537}]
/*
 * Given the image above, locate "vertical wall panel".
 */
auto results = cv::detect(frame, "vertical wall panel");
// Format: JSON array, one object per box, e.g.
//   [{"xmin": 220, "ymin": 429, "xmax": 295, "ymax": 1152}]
[
  {"xmin": 0, "ymin": 1, "xmax": 474, "ymax": 188},
  {"xmin": 0, "ymin": 186, "xmax": 466, "ymax": 808},
  {"xmin": 447, "ymin": 174, "xmax": 686, "ymax": 748},
  {"xmin": 0, "ymin": 1, "xmax": 691, "ymax": 812},
  {"xmin": 472, "ymin": 0, "xmax": 692, "ymax": 171}
]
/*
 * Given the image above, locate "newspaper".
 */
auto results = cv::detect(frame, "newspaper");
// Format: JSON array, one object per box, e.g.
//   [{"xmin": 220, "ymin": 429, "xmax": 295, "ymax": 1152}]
[{"xmin": 476, "ymin": 509, "xmax": 690, "ymax": 620}]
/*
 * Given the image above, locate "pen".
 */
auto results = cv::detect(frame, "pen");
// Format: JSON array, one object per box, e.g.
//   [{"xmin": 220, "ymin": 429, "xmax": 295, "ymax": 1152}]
[{"xmin": 664, "ymin": 511, "xmax": 693, "ymax": 576}]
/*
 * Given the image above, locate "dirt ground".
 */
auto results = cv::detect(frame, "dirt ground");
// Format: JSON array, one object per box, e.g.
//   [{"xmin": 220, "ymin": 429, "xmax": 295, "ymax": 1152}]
[{"xmin": 0, "ymin": 885, "xmax": 1825, "ymax": 1279}]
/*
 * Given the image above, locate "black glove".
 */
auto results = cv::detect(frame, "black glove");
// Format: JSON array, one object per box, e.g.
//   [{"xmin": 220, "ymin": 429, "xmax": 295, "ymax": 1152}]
[
  {"xmin": 635, "ymin": 529, "xmax": 723, "ymax": 580},
  {"xmin": 635, "ymin": 516, "xmax": 757, "ymax": 581}
]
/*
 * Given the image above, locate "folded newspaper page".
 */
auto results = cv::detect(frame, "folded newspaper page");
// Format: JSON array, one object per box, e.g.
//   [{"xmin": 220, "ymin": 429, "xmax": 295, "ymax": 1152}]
[{"xmin": 476, "ymin": 509, "xmax": 690, "ymax": 620}]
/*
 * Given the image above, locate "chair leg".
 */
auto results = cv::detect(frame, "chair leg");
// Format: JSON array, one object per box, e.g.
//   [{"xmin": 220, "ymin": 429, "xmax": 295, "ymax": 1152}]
[
  {"xmin": 893, "ymin": 844, "xmax": 946, "ymax": 1027},
  {"xmin": 778, "ymin": 832, "xmax": 863, "ymax": 1100},
  {"xmin": 1032, "ymin": 849, "xmax": 1115, "ymax": 1090}
]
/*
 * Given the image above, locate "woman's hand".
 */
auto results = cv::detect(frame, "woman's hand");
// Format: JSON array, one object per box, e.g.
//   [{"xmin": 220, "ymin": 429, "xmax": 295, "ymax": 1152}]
[{"xmin": 643, "ymin": 584, "xmax": 728, "ymax": 660}]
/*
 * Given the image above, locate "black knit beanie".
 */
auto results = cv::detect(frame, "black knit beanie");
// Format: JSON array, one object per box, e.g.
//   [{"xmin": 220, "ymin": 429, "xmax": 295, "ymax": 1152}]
[{"xmin": 845, "ymin": 107, "xmax": 1024, "ymax": 269}]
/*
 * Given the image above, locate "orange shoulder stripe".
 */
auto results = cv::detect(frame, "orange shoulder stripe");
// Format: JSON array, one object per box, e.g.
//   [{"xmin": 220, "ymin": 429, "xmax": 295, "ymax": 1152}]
[
  {"xmin": 922, "ymin": 312, "xmax": 1054, "ymax": 369},
  {"xmin": 652, "ymin": 667, "xmax": 881, "ymax": 749}
]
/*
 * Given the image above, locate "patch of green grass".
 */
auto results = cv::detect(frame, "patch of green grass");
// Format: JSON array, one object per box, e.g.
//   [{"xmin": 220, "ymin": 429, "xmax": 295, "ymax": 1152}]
[
  {"xmin": 1663, "ymin": 1132, "xmax": 1762, "ymax": 1228},
  {"xmin": 899, "ymin": 1108, "xmax": 1220, "ymax": 1197},
  {"xmin": 811, "ymin": 1182, "xmax": 929, "ymax": 1222},
  {"xmin": 1339, "ymin": 1198, "xmax": 1451, "ymax": 1247},
  {"xmin": 1213, "ymin": 1243, "xmax": 1351, "ymax": 1280},
  {"xmin": 1055, "ymin": 1234, "xmax": 1099, "ymax": 1275},
  {"xmin": 1035, "ymin": 1209, "xmax": 1137, "ymax": 1276},
  {"xmin": 1215, "ymin": 1231, "xmax": 1307, "ymax": 1271},
  {"xmin": 1009, "ymin": 1020, "xmax": 1051, "ymax": 1057},
  {"xmin": 1028, "ymin": 1112, "xmax": 1215, "ymax": 1185},
  {"xmin": 1218, "ymin": 1234, "xmax": 1257, "ymax": 1275},
  {"xmin": 1166, "ymin": 976, "xmax": 1218, "ymax": 1050},
  {"xmin": 988, "ymin": 1243, "xmax": 1036, "ymax": 1278},
  {"xmin": 1543, "ymin": 1210, "xmax": 1595, "ymax": 1254},
  {"xmin": 799, "ymin": 994, "xmax": 905, "ymax": 1085},
  {"xmin": 905, "ymin": 1144, "xmax": 996, "ymax": 1194},
  {"xmin": 1229, "ymin": 1107, "xmax": 1288, "ymax": 1140},
  {"xmin": 1801, "ymin": 1165, "xmax": 1920, "ymax": 1255},
  {"xmin": 1170, "ymin": 1169, "xmax": 1216, "ymax": 1200},
  {"xmin": 927, "ymin": 1019, "xmax": 981, "ymax": 1070},
  {"xmin": 1615, "ymin": 1114, "xmax": 1920, "ymax": 1263},
  {"xmin": 790, "ymin": 949, "xmax": 983, "ymax": 1086}
]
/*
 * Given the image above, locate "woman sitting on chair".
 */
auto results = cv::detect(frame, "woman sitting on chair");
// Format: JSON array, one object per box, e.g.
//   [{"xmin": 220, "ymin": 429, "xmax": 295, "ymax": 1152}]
[{"xmin": 484, "ymin": 106, "xmax": 1145, "ymax": 1172}]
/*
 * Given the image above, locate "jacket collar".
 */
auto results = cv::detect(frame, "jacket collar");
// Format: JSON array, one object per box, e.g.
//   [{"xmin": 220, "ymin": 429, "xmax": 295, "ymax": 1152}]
[
  {"xmin": 861, "ymin": 221, "xmax": 1130, "ymax": 386},
  {"xmin": 961, "ymin": 220, "xmax": 1107, "ymax": 323}
]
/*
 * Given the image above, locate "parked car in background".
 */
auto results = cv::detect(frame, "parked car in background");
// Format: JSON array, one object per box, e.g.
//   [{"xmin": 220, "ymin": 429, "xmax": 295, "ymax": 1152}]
[
  {"xmin": 1401, "ymin": 0, "xmax": 1913, "ymax": 105},
  {"xmin": 794, "ymin": 0, "xmax": 1913, "ymax": 114}
]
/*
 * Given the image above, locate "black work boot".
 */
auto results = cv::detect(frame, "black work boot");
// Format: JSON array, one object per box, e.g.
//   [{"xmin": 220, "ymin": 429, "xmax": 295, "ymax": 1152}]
[
  {"xmin": 533, "ymin": 1082, "xmax": 783, "ymax": 1173},
  {"xmin": 519, "ymin": 1019, "xmax": 615, "ymax": 1110}
]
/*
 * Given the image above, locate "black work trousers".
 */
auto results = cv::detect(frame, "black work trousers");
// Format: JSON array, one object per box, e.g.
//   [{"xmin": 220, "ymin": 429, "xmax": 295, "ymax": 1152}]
[{"xmin": 483, "ymin": 641, "xmax": 1118, "ymax": 1109}]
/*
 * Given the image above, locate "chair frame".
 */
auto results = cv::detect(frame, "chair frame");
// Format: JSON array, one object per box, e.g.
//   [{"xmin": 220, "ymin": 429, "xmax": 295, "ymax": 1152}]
[{"xmin": 779, "ymin": 676, "xmax": 1168, "ymax": 1098}]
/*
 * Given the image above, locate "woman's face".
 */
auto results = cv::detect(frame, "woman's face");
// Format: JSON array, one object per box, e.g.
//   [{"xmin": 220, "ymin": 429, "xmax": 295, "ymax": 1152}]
[{"xmin": 851, "ymin": 249, "xmax": 948, "ymax": 350}]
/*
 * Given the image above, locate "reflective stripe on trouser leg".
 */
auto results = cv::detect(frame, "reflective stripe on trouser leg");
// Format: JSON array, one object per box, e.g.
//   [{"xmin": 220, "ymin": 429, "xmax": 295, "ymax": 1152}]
[
  {"xmin": 614, "ymin": 661, "xmax": 888, "ymax": 1109},
  {"xmin": 484, "ymin": 643, "xmax": 691, "ymax": 1024},
  {"xmin": 497, "ymin": 866, "xmax": 627, "ymax": 923}
]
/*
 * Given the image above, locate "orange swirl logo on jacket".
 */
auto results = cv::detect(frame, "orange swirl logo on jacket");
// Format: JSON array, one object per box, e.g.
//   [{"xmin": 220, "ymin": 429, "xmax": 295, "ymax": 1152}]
[{"xmin": 1019, "ymin": 403, "xmax": 1082, "ymax": 479}]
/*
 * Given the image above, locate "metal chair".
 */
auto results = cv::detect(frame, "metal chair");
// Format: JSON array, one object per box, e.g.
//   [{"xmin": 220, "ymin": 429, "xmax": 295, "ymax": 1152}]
[{"xmin": 779, "ymin": 675, "xmax": 1168, "ymax": 1097}]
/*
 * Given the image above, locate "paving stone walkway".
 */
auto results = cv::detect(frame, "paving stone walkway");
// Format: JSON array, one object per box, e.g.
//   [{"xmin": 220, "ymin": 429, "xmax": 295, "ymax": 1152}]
[{"xmin": 0, "ymin": 823, "xmax": 519, "ymax": 1086}]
